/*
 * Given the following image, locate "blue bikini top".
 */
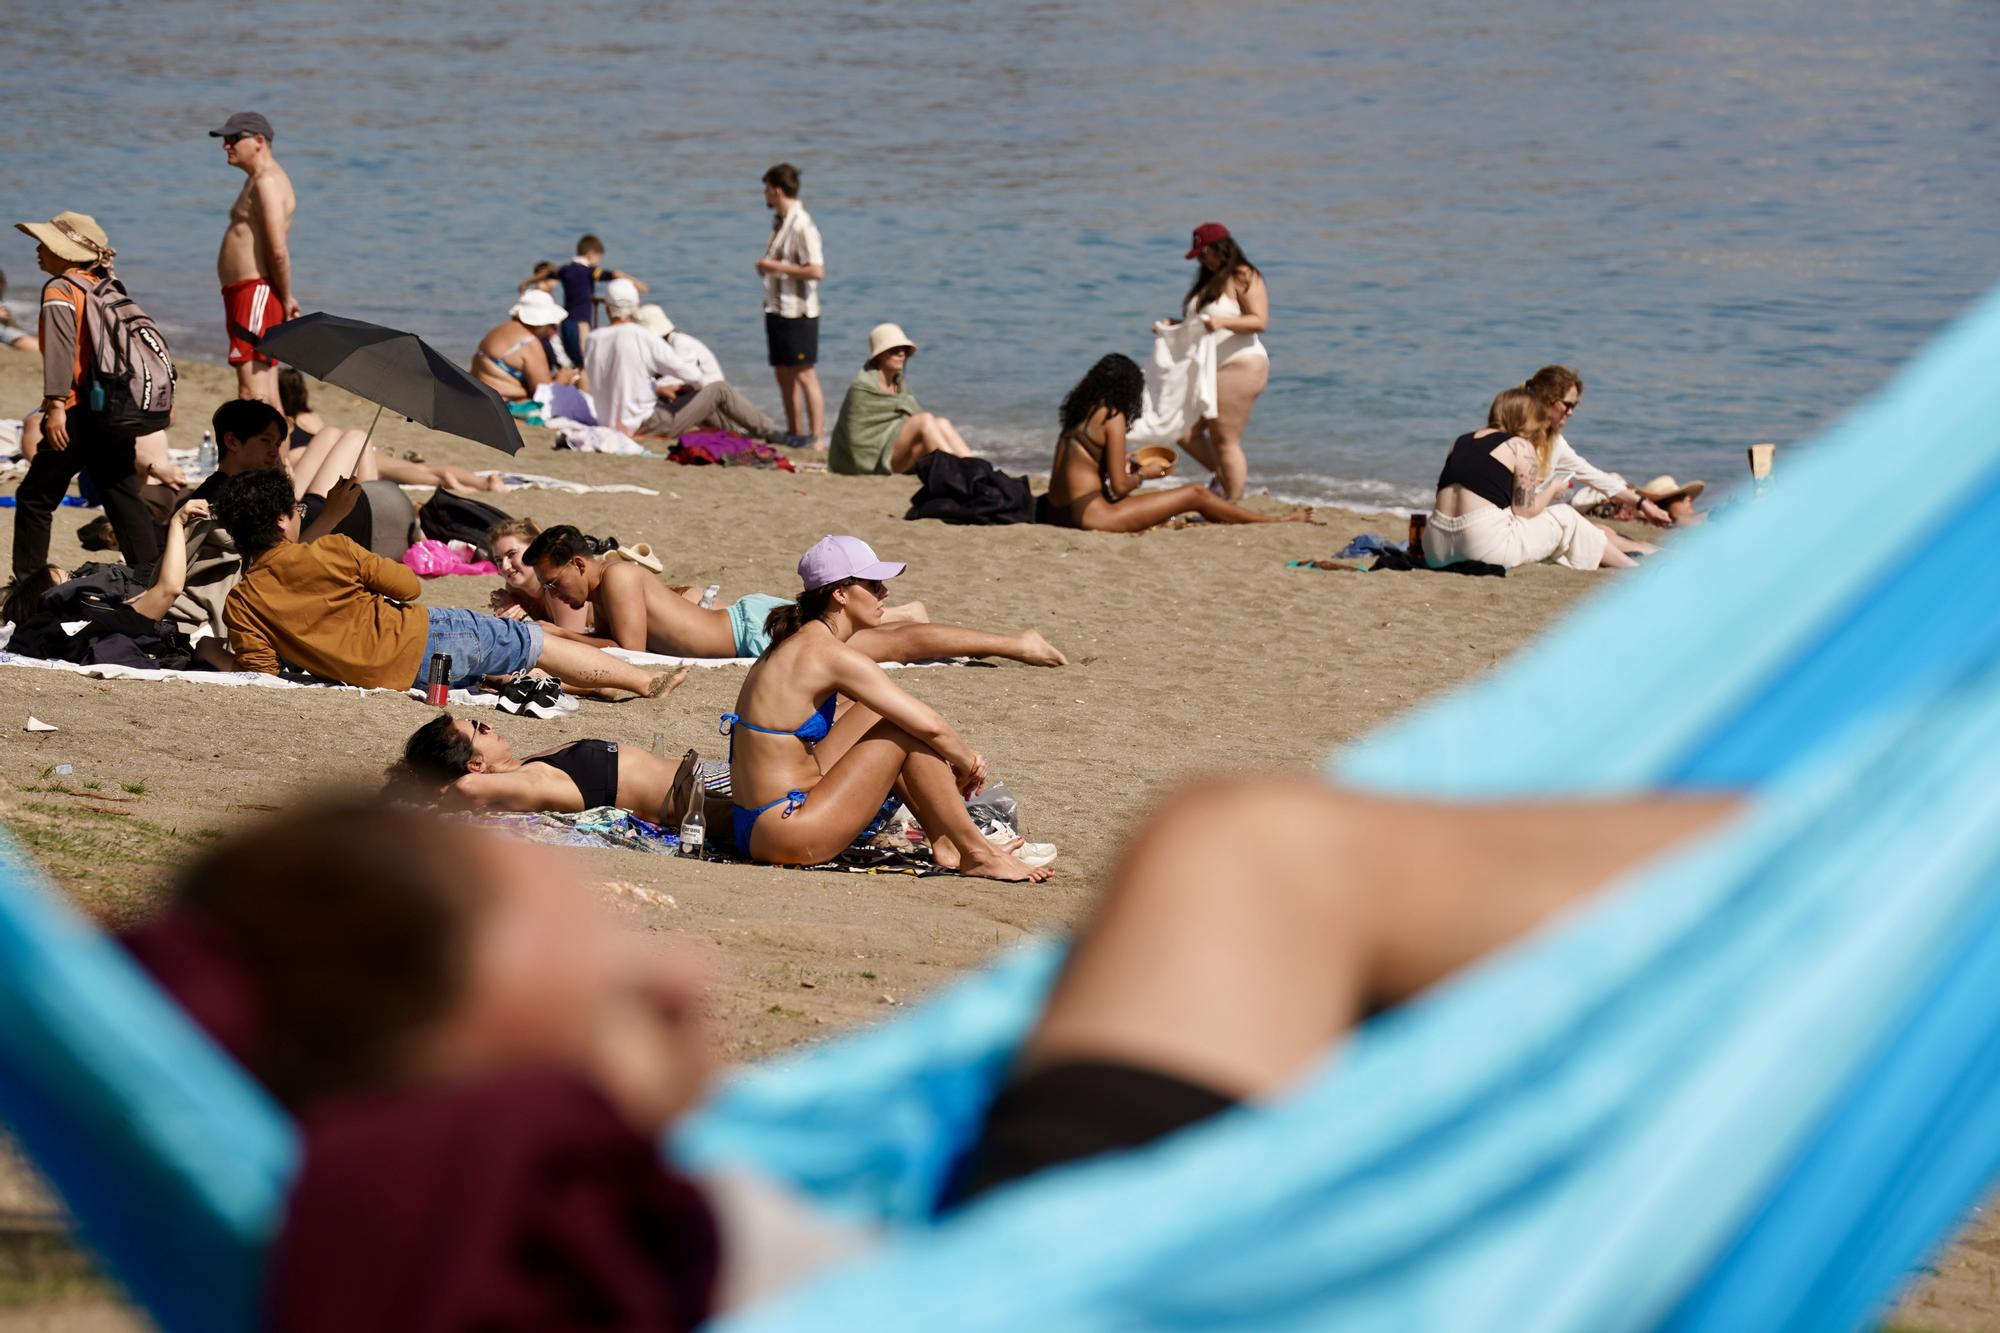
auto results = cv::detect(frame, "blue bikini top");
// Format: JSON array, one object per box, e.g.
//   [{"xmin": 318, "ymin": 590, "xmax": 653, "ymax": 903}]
[{"xmin": 720, "ymin": 692, "xmax": 838, "ymax": 747}]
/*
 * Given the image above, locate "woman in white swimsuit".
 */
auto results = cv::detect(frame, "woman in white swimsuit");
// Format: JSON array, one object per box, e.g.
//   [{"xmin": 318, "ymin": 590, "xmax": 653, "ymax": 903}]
[{"xmin": 1173, "ymin": 223, "xmax": 1269, "ymax": 500}]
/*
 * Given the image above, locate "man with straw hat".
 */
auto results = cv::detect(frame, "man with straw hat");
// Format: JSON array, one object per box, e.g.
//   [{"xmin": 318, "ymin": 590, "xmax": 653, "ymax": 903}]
[{"xmin": 10, "ymin": 212, "xmax": 162, "ymax": 576}]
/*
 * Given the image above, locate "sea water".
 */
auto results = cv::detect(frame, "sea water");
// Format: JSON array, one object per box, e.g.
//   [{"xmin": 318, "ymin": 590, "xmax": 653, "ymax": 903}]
[{"xmin": 7, "ymin": 0, "xmax": 1996, "ymax": 508}]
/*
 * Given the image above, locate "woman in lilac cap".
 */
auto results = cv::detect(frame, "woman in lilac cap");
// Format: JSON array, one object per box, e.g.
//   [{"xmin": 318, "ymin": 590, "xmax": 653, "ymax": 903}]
[{"xmin": 720, "ymin": 535, "xmax": 1052, "ymax": 881}]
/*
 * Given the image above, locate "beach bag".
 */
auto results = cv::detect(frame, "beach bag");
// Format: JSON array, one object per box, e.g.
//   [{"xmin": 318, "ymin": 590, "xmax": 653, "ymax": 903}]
[
  {"xmin": 330, "ymin": 481, "xmax": 421, "ymax": 560},
  {"xmin": 59, "ymin": 275, "xmax": 176, "ymax": 437},
  {"xmin": 417, "ymin": 490, "xmax": 511, "ymax": 558},
  {"xmin": 905, "ymin": 453, "xmax": 1036, "ymax": 526},
  {"xmin": 12, "ymin": 566, "xmax": 194, "ymax": 670}
]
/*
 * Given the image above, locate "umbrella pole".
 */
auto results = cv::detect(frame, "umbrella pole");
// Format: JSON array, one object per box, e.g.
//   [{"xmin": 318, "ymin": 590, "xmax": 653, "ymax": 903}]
[{"xmin": 359, "ymin": 402, "xmax": 387, "ymax": 453}]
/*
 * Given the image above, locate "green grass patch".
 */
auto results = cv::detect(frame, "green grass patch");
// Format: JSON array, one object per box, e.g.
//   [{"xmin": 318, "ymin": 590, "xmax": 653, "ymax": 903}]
[
  {"xmin": 120, "ymin": 781, "xmax": 146, "ymax": 796},
  {"xmin": 2, "ymin": 802, "xmax": 221, "ymax": 929}
]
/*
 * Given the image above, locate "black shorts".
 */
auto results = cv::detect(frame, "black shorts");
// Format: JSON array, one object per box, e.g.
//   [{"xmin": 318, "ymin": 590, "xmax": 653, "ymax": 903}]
[
  {"xmin": 943, "ymin": 1059, "xmax": 1237, "ymax": 1208},
  {"xmin": 765, "ymin": 313, "xmax": 818, "ymax": 368}
]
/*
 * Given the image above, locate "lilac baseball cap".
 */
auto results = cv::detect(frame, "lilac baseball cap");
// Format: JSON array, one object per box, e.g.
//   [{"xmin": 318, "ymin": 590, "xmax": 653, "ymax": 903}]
[{"xmin": 798, "ymin": 535, "xmax": 906, "ymax": 590}]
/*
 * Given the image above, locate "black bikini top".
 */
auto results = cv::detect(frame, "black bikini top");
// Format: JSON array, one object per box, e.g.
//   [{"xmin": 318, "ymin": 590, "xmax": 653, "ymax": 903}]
[
  {"xmin": 527, "ymin": 739, "xmax": 620, "ymax": 811},
  {"xmin": 1436, "ymin": 431, "xmax": 1518, "ymax": 510}
]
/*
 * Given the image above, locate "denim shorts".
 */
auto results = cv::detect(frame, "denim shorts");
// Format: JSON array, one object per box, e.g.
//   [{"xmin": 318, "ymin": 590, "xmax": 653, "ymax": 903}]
[{"xmin": 414, "ymin": 608, "xmax": 544, "ymax": 688}]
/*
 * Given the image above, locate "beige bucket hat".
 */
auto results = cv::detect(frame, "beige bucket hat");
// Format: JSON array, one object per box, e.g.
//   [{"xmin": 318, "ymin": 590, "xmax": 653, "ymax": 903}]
[
  {"xmin": 635, "ymin": 304, "xmax": 676, "ymax": 338},
  {"xmin": 14, "ymin": 211, "xmax": 115, "ymax": 265},
  {"xmin": 1638, "ymin": 475, "xmax": 1706, "ymax": 504},
  {"xmin": 866, "ymin": 322, "xmax": 917, "ymax": 365}
]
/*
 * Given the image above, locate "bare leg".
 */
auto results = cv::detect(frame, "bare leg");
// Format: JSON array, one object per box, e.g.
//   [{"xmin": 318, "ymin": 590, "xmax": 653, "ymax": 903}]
[
  {"xmin": 1080, "ymin": 484, "xmax": 1314, "ymax": 533},
  {"xmin": 5, "ymin": 334, "xmax": 41, "ymax": 356},
  {"xmin": 1180, "ymin": 418, "xmax": 1219, "ymax": 475},
  {"xmin": 533, "ymin": 636, "xmax": 688, "ymax": 699},
  {"xmin": 891, "ymin": 414, "xmax": 975, "ymax": 473},
  {"xmin": 236, "ymin": 361, "xmax": 279, "ymax": 406},
  {"xmin": 773, "ymin": 366, "xmax": 802, "ymax": 437},
  {"xmin": 798, "ymin": 367, "xmax": 825, "ymax": 448},
  {"xmin": 1204, "ymin": 356, "xmax": 1268, "ymax": 500},
  {"xmin": 1025, "ymin": 779, "xmax": 1739, "ymax": 1097},
  {"xmin": 849, "ymin": 621, "xmax": 1066, "ymax": 667},
  {"xmin": 748, "ymin": 718, "xmax": 1051, "ymax": 881}
]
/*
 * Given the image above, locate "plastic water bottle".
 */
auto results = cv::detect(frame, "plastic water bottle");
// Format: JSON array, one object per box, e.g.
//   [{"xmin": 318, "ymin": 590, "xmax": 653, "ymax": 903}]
[
  {"xmin": 698, "ymin": 583, "xmax": 722, "ymax": 610},
  {"xmin": 196, "ymin": 430, "xmax": 218, "ymax": 476},
  {"xmin": 678, "ymin": 796, "xmax": 706, "ymax": 859}
]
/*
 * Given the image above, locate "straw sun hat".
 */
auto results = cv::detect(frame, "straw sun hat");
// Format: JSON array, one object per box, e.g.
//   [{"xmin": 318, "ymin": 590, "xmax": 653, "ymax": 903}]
[
  {"xmin": 866, "ymin": 323, "xmax": 917, "ymax": 365},
  {"xmin": 1637, "ymin": 475, "xmax": 1706, "ymax": 505},
  {"xmin": 14, "ymin": 211, "xmax": 115, "ymax": 265}
]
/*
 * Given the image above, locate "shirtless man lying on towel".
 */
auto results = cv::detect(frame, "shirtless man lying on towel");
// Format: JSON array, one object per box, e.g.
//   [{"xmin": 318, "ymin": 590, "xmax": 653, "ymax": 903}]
[{"xmin": 524, "ymin": 524, "xmax": 1067, "ymax": 666}]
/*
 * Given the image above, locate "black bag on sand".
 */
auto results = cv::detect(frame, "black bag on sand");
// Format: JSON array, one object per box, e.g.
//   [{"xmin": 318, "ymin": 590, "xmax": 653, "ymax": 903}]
[
  {"xmin": 905, "ymin": 454, "xmax": 1036, "ymax": 526},
  {"xmin": 11, "ymin": 563, "xmax": 195, "ymax": 669},
  {"xmin": 1369, "ymin": 548, "xmax": 1506, "ymax": 577},
  {"xmin": 419, "ymin": 490, "xmax": 513, "ymax": 558}
]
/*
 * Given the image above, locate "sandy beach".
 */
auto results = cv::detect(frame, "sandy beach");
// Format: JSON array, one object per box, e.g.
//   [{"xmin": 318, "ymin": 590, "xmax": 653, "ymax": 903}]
[{"xmin": 0, "ymin": 354, "xmax": 1992, "ymax": 1330}]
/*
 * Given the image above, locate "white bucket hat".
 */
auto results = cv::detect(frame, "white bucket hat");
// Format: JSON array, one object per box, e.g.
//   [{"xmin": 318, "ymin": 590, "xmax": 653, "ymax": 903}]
[
  {"xmin": 635, "ymin": 304, "xmax": 676, "ymax": 338},
  {"xmin": 510, "ymin": 289, "xmax": 564, "ymax": 327},
  {"xmin": 605, "ymin": 277, "xmax": 640, "ymax": 315},
  {"xmin": 866, "ymin": 322, "xmax": 917, "ymax": 365}
]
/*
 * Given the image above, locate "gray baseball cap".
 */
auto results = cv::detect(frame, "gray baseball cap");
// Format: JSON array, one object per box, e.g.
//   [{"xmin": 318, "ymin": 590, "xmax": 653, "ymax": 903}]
[{"xmin": 209, "ymin": 111, "xmax": 275, "ymax": 141}]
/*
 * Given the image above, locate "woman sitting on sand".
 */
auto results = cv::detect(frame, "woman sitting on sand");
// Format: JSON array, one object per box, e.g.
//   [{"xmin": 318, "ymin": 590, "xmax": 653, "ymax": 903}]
[
  {"xmin": 472, "ymin": 290, "xmax": 578, "ymax": 402},
  {"xmin": 280, "ymin": 369, "xmax": 508, "ymax": 494},
  {"xmin": 1043, "ymin": 355, "xmax": 1315, "ymax": 532},
  {"xmin": 723, "ymin": 536, "xmax": 1050, "ymax": 881},
  {"xmin": 1423, "ymin": 387, "xmax": 1656, "ymax": 571},
  {"xmin": 124, "ymin": 771, "xmax": 1735, "ymax": 1323},
  {"xmin": 390, "ymin": 712, "xmax": 710, "ymax": 827},
  {"xmin": 827, "ymin": 324, "xmax": 976, "ymax": 475}
]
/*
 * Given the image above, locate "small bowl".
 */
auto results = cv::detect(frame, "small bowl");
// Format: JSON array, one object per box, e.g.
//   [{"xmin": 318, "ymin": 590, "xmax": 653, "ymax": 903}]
[{"xmin": 1133, "ymin": 445, "xmax": 1178, "ymax": 476}]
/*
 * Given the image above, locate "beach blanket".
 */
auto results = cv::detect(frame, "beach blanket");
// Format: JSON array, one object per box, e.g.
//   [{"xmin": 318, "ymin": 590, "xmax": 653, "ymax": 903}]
[
  {"xmin": 671, "ymin": 432, "xmax": 797, "ymax": 471},
  {"xmin": 1126, "ymin": 317, "xmax": 1218, "ymax": 446}
]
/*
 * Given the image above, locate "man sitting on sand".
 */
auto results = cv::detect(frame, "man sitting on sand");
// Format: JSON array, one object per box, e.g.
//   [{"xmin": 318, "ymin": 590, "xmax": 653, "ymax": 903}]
[
  {"xmin": 584, "ymin": 279, "xmax": 788, "ymax": 442},
  {"xmin": 216, "ymin": 470, "xmax": 685, "ymax": 699},
  {"xmin": 524, "ymin": 524, "xmax": 1067, "ymax": 666}
]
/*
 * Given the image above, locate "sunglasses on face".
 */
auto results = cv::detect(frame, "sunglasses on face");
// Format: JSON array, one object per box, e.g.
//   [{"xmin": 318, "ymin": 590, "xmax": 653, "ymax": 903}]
[
  {"xmin": 859, "ymin": 579, "xmax": 888, "ymax": 599},
  {"xmin": 1559, "ymin": 398, "xmax": 1579, "ymax": 414},
  {"xmin": 224, "ymin": 134, "xmax": 249, "ymax": 146},
  {"xmin": 470, "ymin": 719, "xmax": 494, "ymax": 736}
]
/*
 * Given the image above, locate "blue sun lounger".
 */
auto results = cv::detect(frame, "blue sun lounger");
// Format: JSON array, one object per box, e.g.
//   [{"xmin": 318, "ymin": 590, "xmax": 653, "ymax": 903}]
[{"xmin": 3, "ymin": 284, "xmax": 1999, "ymax": 1331}]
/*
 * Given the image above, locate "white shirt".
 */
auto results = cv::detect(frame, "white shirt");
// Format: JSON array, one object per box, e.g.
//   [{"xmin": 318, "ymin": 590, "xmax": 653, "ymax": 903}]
[
  {"xmin": 762, "ymin": 204, "xmax": 823, "ymax": 318},
  {"xmin": 1549, "ymin": 432, "xmax": 1629, "ymax": 503},
  {"xmin": 659, "ymin": 331, "xmax": 723, "ymax": 389},
  {"xmin": 584, "ymin": 321, "xmax": 680, "ymax": 435}
]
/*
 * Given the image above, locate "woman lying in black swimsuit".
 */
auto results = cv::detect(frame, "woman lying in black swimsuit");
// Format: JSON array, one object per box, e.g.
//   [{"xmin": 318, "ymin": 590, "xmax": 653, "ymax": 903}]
[{"xmin": 392, "ymin": 713, "xmax": 706, "ymax": 827}]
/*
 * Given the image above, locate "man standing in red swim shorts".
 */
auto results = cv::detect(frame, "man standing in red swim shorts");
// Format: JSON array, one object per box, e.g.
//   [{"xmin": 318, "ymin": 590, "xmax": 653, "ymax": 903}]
[{"xmin": 212, "ymin": 111, "xmax": 299, "ymax": 405}]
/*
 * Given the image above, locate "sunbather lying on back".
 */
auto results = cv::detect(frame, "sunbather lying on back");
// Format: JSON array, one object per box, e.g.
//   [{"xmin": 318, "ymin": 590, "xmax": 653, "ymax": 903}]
[
  {"xmin": 125, "ymin": 770, "xmax": 1738, "ymax": 1327},
  {"xmin": 390, "ymin": 711, "xmax": 717, "ymax": 829},
  {"xmin": 524, "ymin": 524, "xmax": 1067, "ymax": 666}
]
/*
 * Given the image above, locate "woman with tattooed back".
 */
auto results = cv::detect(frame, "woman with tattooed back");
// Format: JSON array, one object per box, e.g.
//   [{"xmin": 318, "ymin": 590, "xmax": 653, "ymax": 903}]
[{"xmin": 1421, "ymin": 387, "xmax": 1656, "ymax": 571}]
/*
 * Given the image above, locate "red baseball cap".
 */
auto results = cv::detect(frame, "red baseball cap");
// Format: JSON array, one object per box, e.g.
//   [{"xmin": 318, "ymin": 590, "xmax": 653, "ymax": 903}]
[{"xmin": 1185, "ymin": 222, "xmax": 1231, "ymax": 259}]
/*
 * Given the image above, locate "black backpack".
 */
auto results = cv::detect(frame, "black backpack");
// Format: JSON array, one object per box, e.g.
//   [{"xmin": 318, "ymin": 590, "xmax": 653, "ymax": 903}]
[
  {"xmin": 57, "ymin": 275, "xmax": 177, "ymax": 437},
  {"xmin": 418, "ymin": 490, "xmax": 513, "ymax": 558}
]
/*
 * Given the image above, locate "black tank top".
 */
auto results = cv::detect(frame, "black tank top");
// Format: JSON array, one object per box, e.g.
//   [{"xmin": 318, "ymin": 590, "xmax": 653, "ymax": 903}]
[
  {"xmin": 527, "ymin": 740, "xmax": 620, "ymax": 810},
  {"xmin": 1436, "ymin": 431, "xmax": 1517, "ymax": 510}
]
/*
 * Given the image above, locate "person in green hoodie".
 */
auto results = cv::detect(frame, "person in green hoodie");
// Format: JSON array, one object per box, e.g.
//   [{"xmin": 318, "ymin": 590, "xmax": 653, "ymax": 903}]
[{"xmin": 827, "ymin": 323, "xmax": 977, "ymax": 475}]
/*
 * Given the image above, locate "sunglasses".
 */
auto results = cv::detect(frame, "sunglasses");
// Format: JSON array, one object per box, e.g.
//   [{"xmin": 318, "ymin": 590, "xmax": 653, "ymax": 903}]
[
  {"xmin": 858, "ymin": 579, "xmax": 888, "ymax": 599},
  {"xmin": 223, "ymin": 133, "xmax": 249, "ymax": 146},
  {"xmin": 470, "ymin": 718, "xmax": 494, "ymax": 736},
  {"xmin": 1559, "ymin": 398, "xmax": 1580, "ymax": 414}
]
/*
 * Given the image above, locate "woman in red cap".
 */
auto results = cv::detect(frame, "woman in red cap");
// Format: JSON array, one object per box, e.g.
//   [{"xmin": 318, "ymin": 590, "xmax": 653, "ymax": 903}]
[{"xmin": 1173, "ymin": 223, "xmax": 1269, "ymax": 500}]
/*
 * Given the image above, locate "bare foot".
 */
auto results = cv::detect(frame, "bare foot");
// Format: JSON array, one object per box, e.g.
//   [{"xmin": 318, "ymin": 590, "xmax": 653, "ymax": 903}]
[
  {"xmin": 1279, "ymin": 507, "xmax": 1319, "ymax": 525},
  {"xmin": 646, "ymin": 667, "xmax": 692, "ymax": 699},
  {"xmin": 932, "ymin": 831, "xmax": 1024, "ymax": 869},
  {"xmin": 956, "ymin": 840, "xmax": 1053, "ymax": 883},
  {"xmin": 1013, "ymin": 629, "xmax": 1067, "ymax": 667}
]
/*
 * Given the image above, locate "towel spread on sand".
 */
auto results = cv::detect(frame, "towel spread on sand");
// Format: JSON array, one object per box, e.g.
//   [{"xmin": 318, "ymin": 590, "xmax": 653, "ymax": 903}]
[
  {"xmin": 546, "ymin": 418, "xmax": 653, "ymax": 456},
  {"xmin": 828, "ymin": 371, "xmax": 919, "ymax": 475},
  {"xmin": 1127, "ymin": 318, "xmax": 1219, "ymax": 446},
  {"xmin": 394, "ymin": 471, "xmax": 662, "ymax": 497}
]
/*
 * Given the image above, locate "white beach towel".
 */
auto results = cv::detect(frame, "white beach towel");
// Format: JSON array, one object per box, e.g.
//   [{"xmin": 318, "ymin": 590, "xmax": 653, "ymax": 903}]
[
  {"xmin": 1127, "ymin": 318, "xmax": 1220, "ymax": 446},
  {"xmin": 545, "ymin": 418, "xmax": 652, "ymax": 456},
  {"xmin": 396, "ymin": 472, "xmax": 662, "ymax": 497}
]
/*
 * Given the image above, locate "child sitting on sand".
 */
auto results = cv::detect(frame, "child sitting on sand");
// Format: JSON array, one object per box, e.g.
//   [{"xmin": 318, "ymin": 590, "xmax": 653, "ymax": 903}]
[
  {"xmin": 214, "ymin": 469, "xmax": 685, "ymax": 699},
  {"xmin": 524, "ymin": 523, "xmax": 1066, "ymax": 666}
]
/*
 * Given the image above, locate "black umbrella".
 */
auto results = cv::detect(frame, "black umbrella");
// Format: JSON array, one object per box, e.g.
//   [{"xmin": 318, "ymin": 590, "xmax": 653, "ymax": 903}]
[{"xmin": 255, "ymin": 312, "xmax": 524, "ymax": 455}]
